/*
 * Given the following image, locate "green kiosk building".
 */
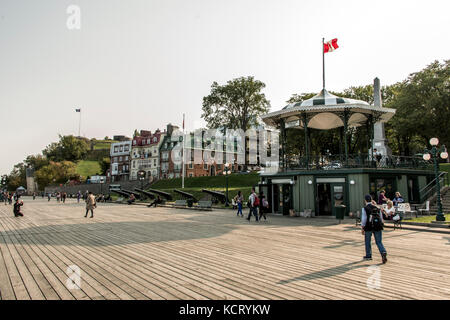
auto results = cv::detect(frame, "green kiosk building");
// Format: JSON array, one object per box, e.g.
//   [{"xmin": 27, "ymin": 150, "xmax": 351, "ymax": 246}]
[{"xmin": 258, "ymin": 79, "xmax": 434, "ymax": 217}]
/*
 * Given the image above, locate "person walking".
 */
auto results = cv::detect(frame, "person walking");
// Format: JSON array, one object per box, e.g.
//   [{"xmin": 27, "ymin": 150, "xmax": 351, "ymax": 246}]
[
  {"xmin": 235, "ymin": 191, "xmax": 243, "ymax": 217},
  {"xmin": 258, "ymin": 191, "xmax": 269, "ymax": 221},
  {"xmin": 77, "ymin": 191, "xmax": 81, "ymax": 203},
  {"xmin": 32, "ymin": 192, "xmax": 36, "ymax": 200},
  {"xmin": 62, "ymin": 192, "xmax": 66, "ymax": 203},
  {"xmin": 246, "ymin": 188, "xmax": 259, "ymax": 222},
  {"xmin": 361, "ymin": 194, "xmax": 387, "ymax": 263},
  {"xmin": 84, "ymin": 192, "xmax": 96, "ymax": 218}
]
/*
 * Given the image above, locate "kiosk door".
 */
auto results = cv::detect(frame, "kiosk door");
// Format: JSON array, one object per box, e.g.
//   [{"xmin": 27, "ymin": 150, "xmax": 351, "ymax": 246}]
[{"xmin": 331, "ymin": 184, "xmax": 345, "ymax": 216}]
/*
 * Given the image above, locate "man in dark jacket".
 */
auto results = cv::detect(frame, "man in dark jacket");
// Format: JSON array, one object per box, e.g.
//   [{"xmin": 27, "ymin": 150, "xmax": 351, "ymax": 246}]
[
  {"xmin": 361, "ymin": 194, "xmax": 387, "ymax": 263},
  {"xmin": 13, "ymin": 199, "xmax": 24, "ymax": 217}
]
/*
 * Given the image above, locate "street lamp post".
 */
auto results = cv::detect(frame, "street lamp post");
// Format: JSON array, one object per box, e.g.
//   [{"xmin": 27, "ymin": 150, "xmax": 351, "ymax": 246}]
[
  {"xmin": 223, "ymin": 163, "xmax": 232, "ymax": 207},
  {"xmin": 423, "ymin": 137, "xmax": 448, "ymax": 222},
  {"xmin": 138, "ymin": 171, "xmax": 145, "ymax": 200},
  {"xmin": 100, "ymin": 177, "xmax": 104, "ymax": 195}
]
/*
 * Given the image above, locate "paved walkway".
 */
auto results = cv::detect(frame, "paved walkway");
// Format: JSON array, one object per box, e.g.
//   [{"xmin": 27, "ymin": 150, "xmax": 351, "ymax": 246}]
[{"xmin": 0, "ymin": 198, "xmax": 449, "ymax": 300}]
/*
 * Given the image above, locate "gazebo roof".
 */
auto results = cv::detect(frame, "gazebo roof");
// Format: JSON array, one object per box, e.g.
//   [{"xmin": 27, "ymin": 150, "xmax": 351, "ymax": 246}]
[{"xmin": 262, "ymin": 89, "xmax": 396, "ymax": 130}]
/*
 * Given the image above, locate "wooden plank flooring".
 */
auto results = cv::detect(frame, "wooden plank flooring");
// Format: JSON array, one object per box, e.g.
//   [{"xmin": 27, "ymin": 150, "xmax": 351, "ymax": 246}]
[{"xmin": 0, "ymin": 197, "xmax": 449, "ymax": 300}]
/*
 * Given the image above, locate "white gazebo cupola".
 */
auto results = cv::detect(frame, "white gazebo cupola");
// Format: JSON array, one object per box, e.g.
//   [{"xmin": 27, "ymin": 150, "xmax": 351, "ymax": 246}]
[{"xmin": 261, "ymin": 82, "xmax": 396, "ymax": 169}]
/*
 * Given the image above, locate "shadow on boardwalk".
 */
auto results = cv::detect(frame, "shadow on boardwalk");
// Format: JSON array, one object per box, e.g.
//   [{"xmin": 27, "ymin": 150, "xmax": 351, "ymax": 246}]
[
  {"xmin": 0, "ymin": 220, "xmax": 234, "ymax": 247},
  {"xmin": 278, "ymin": 261, "xmax": 374, "ymax": 284}
]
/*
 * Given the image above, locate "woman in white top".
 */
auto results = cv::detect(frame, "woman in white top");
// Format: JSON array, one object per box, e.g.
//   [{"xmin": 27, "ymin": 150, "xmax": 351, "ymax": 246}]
[{"xmin": 382, "ymin": 200, "xmax": 396, "ymax": 220}]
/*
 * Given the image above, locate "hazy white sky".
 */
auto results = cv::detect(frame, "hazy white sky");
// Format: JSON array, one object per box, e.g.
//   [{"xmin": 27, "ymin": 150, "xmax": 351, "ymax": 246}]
[{"xmin": 0, "ymin": 0, "xmax": 449, "ymax": 175}]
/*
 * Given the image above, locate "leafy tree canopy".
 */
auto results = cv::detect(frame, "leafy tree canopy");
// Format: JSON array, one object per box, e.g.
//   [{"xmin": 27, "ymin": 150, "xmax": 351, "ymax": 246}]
[{"xmin": 202, "ymin": 76, "xmax": 270, "ymax": 131}]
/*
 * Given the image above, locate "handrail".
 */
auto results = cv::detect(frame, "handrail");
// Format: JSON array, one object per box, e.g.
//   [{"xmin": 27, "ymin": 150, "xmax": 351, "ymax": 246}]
[
  {"xmin": 419, "ymin": 172, "xmax": 447, "ymax": 194},
  {"xmin": 419, "ymin": 171, "xmax": 448, "ymax": 203}
]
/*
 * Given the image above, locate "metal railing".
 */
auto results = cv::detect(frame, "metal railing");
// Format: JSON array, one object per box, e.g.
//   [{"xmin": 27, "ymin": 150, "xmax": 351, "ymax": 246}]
[
  {"xmin": 418, "ymin": 171, "xmax": 449, "ymax": 204},
  {"xmin": 285, "ymin": 154, "xmax": 430, "ymax": 171}
]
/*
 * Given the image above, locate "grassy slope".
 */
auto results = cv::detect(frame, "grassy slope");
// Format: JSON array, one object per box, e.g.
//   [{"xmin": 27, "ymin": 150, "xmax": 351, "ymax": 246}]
[
  {"xmin": 92, "ymin": 140, "xmax": 118, "ymax": 150},
  {"xmin": 76, "ymin": 160, "xmax": 101, "ymax": 178}
]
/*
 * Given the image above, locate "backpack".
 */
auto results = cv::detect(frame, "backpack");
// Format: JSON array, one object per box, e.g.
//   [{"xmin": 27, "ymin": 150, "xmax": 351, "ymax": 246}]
[
  {"xmin": 364, "ymin": 204, "xmax": 383, "ymax": 231},
  {"xmin": 254, "ymin": 196, "xmax": 260, "ymax": 207}
]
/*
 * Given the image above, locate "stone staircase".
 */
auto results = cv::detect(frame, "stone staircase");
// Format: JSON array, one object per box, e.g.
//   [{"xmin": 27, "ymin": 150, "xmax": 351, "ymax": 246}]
[{"xmin": 428, "ymin": 187, "xmax": 450, "ymax": 215}]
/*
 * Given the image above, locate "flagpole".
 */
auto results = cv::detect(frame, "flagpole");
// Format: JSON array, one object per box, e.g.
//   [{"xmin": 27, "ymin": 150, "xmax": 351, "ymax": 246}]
[
  {"xmin": 322, "ymin": 37, "xmax": 325, "ymax": 90},
  {"xmin": 182, "ymin": 113, "xmax": 185, "ymax": 189},
  {"xmin": 78, "ymin": 108, "xmax": 81, "ymax": 137}
]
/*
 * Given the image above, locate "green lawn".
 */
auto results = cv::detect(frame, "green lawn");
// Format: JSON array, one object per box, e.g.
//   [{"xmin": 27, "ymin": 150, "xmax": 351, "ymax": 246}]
[
  {"xmin": 92, "ymin": 140, "xmax": 117, "ymax": 150},
  {"xmin": 76, "ymin": 160, "xmax": 101, "ymax": 178},
  {"xmin": 409, "ymin": 214, "xmax": 450, "ymax": 223}
]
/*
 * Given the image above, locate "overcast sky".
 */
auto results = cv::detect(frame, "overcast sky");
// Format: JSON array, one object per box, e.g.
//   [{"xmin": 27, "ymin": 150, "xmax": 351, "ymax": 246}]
[{"xmin": 0, "ymin": 0, "xmax": 449, "ymax": 175}]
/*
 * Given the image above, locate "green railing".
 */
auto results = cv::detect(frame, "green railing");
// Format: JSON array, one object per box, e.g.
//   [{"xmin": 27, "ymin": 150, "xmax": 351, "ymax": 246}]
[{"xmin": 285, "ymin": 154, "xmax": 430, "ymax": 171}]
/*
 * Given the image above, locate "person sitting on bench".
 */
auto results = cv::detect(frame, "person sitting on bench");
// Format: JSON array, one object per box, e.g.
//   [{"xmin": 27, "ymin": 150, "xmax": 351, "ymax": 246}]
[
  {"xmin": 127, "ymin": 194, "xmax": 136, "ymax": 205},
  {"xmin": 148, "ymin": 196, "xmax": 162, "ymax": 207}
]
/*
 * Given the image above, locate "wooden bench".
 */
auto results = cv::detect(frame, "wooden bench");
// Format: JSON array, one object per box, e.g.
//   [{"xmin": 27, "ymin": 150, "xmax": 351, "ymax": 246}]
[
  {"xmin": 197, "ymin": 200, "xmax": 212, "ymax": 210},
  {"xmin": 115, "ymin": 197, "xmax": 124, "ymax": 203},
  {"xmin": 173, "ymin": 200, "xmax": 187, "ymax": 207},
  {"xmin": 396, "ymin": 203, "xmax": 416, "ymax": 219}
]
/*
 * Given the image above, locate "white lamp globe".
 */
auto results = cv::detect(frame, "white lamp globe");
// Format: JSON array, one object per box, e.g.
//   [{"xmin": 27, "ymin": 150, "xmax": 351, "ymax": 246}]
[
  {"xmin": 430, "ymin": 138, "xmax": 439, "ymax": 146},
  {"xmin": 423, "ymin": 153, "xmax": 431, "ymax": 161},
  {"xmin": 441, "ymin": 152, "xmax": 449, "ymax": 160}
]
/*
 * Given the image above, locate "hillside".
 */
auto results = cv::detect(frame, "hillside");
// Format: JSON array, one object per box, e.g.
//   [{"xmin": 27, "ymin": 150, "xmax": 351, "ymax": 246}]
[{"xmin": 76, "ymin": 160, "xmax": 102, "ymax": 179}]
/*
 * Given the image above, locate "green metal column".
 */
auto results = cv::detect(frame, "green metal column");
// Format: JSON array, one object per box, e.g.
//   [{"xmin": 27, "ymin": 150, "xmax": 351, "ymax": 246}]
[
  {"xmin": 280, "ymin": 119, "xmax": 286, "ymax": 171},
  {"xmin": 343, "ymin": 109, "xmax": 349, "ymax": 166},
  {"xmin": 303, "ymin": 113, "xmax": 309, "ymax": 170}
]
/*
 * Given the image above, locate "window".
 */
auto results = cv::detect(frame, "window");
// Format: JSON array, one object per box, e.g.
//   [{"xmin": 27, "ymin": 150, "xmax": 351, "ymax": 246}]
[
  {"xmin": 124, "ymin": 145, "xmax": 129, "ymax": 152},
  {"xmin": 203, "ymin": 163, "xmax": 208, "ymax": 170},
  {"xmin": 189, "ymin": 173, "xmax": 193, "ymax": 177},
  {"xmin": 120, "ymin": 146, "xmax": 123, "ymax": 152},
  {"xmin": 153, "ymin": 137, "xmax": 157, "ymax": 142},
  {"xmin": 133, "ymin": 140, "xmax": 136, "ymax": 145},
  {"xmin": 188, "ymin": 163, "xmax": 193, "ymax": 169},
  {"xmin": 119, "ymin": 156, "xmax": 123, "ymax": 162},
  {"xmin": 132, "ymin": 161, "xmax": 135, "ymax": 168},
  {"xmin": 114, "ymin": 146, "xmax": 119, "ymax": 153},
  {"xmin": 125, "ymin": 156, "xmax": 128, "ymax": 161}
]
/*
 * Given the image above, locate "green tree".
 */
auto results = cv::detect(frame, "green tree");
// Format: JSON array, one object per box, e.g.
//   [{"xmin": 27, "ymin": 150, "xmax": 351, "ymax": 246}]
[
  {"xmin": 23, "ymin": 154, "xmax": 49, "ymax": 171},
  {"xmin": 6, "ymin": 162, "xmax": 27, "ymax": 191},
  {"xmin": 43, "ymin": 135, "xmax": 89, "ymax": 162},
  {"xmin": 388, "ymin": 60, "xmax": 450, "ymax": 155},
  {"xmin": 201, "ymin": 76, "xmax": 270, "ymax": 131},
  {"xmin": 98, "ymin": 157, "xmax": 111, "ymax": 175},
  {"xmin": 35, "ymin": 161, "xmax": 80, "ymax": 189}
]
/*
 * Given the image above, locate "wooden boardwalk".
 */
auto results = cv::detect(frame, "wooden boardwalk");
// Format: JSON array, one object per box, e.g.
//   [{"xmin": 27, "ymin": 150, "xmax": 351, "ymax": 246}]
[{"xmin": 0, "ymin": 198, "xmax": 449, "ymax": 300}]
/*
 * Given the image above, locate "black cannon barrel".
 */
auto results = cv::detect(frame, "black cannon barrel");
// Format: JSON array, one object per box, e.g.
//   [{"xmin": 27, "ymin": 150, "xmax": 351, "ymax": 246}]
[
  {"xmin": 134, "ymin": 188, "xmax": 155, "ymax": 199},
  {"xmin": 173, "ymin": 189, "xmax": 197, "ymax": 202},
  {"xmin": 202, "ymin": 189, "xmax": 226, "ymax": 203},
  {"xmin": 147, "ymin": 188, "xmax": 173, "ymax": 200},
  {"xmin": 110, "ymin": 190, "xmax": 131, "ymax": 198},
  {"xmin": 121, "ymin": 189, "xmax": 142, "ymax": 199}
]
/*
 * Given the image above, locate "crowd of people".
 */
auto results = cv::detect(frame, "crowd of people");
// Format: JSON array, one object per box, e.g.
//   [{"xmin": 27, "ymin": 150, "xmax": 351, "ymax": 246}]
[
  {"xmin": 232, "ymin": 188, "xmax": 269, "ymax": 222},
  {"xmin": 376, "ymin": 190, "xmax": 404, "ymax": 220}
]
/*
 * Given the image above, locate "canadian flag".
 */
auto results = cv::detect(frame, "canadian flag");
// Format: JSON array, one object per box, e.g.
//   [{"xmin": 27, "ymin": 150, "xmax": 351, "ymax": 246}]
[{"xmin": 324, "ymin": 38, "xmax": 339, "ymax": 53}]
